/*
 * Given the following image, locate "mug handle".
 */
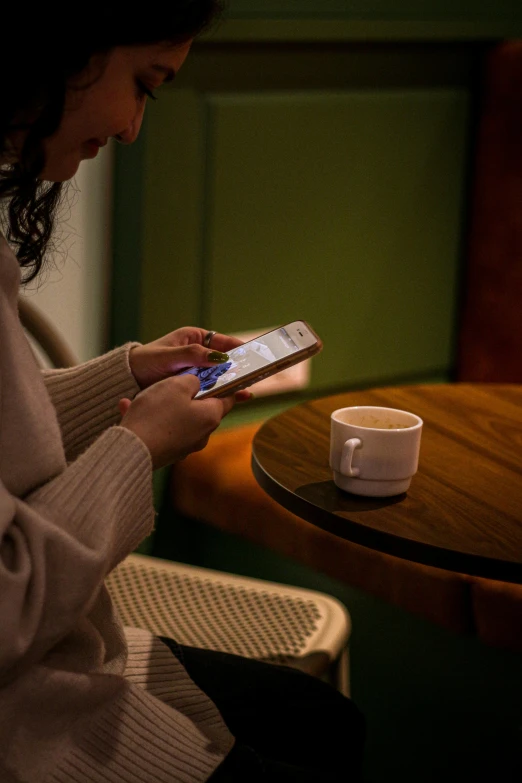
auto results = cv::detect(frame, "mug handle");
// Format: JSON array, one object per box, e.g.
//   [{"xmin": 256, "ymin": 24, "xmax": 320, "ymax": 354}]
[{"xmin": 340, "ymin": 438, "xmax": 362, "ymax": 477}]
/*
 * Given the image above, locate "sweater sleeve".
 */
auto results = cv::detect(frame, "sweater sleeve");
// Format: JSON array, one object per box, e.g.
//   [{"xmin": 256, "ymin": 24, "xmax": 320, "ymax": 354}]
[
  {"xmin": 41, "ymin": 343, "xmax": 141, "ymax": 461},
  {"xmin": 0, "ymin": 426, "xmax": 154, "ymax": 678}
]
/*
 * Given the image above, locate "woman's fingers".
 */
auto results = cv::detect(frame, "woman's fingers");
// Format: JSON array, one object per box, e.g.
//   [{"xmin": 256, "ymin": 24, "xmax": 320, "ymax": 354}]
[
  {"xmin": 129, "ymin": 327, "xmax": 246, "ymax": 390},
  {"xmin": 129, "ymin": 344, "xmax": 231, "ymax": 388},
  {"xmin": 235, "ymin": 390, "xmax": 254, "ymax": 403},
  {"xmin": 118, "ymin": 374, "xmax": 218, "ymax": 468},
  {"xmin": 204, "ymin": 333, "xmax": 244, "ymax": 354},
  {"xmin": 118, "ymin": 397, "xmax": 132, "ymax": 417},
  {"xmin": 178, "ymin": 344, "xmax": 231, "ymax": 368},
  {"xmin": 118, "ymin": 370, "xmax": 253, "ymax": 467}
]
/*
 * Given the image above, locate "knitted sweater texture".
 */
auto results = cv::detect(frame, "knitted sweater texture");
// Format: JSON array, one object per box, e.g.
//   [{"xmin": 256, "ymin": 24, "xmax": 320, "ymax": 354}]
[{"xmin": 0, "ymin": 238, "xmax": 233, "ymax": 783}]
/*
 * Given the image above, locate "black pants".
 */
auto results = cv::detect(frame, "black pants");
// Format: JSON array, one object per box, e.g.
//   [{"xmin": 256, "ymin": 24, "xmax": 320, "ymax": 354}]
[{"xmin": 160, "ymin": 638, "xmax": 366, "ymax": 782}]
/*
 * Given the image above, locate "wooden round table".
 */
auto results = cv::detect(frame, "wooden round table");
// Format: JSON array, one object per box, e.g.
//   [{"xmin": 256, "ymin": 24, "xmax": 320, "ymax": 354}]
[{"xmin": 252, "ymin": 383, "xmax": 522, "ymax": 583}]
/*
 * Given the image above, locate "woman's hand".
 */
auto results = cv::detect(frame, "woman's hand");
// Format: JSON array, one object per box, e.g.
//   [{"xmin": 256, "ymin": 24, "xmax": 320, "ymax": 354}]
[
  {"xmin": 128, "ymin": 326, "xmax": 244, "ymax": 389},
  {"xmin": 122, "ymin": 328, "xmax": 252, "ymax": 466},
  {"xmin": 118, "ymin": 373, "xmax": 238, "ymax": 469}
]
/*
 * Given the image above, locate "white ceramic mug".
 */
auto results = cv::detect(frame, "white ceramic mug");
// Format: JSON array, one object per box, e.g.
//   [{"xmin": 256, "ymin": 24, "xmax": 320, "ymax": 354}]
[{"xmin": 329, "ymin": 405, "xmax": 423, "ymax": 497}]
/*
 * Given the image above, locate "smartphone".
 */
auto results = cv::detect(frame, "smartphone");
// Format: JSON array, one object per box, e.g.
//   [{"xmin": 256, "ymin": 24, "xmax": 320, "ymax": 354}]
[{"xmin": 182, "ymin": 320, "xmax": 323, "ymax": 399}]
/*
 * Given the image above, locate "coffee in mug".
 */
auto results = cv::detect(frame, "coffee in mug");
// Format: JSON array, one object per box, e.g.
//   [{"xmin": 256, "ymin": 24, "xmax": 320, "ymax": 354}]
[{"xmin": 329, "ymin": 405, "xmax": 423, "ymax": 497}]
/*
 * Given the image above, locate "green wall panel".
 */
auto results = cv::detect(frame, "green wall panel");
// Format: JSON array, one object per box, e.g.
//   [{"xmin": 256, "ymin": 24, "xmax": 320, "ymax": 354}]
[
  {"xmin": 110, "ymin": 133, "xmax": 147, "ymax": 347},
  {"xmin": 113, "ymin": 40, "xmax": 478, "ymax": 394},
  {"xmin": 141, "ymin": 91, "xmax": 207, "ymax": 340},
  {"xmin": 228, "ymin": 0, "xmax": 519, "ymax": 21},
  {"xmin": 218, "ymin": 1, "xmax": 522, "ymax": 40},
  {"xmin": 204, "ymin": 89, "xmax": 469, "ymax": 391}
]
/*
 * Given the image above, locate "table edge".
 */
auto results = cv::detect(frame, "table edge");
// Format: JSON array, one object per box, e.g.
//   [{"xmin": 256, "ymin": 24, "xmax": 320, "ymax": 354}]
[{"xmin": 251, "ymin": 448, "xmax": 522, "ymax": 584}]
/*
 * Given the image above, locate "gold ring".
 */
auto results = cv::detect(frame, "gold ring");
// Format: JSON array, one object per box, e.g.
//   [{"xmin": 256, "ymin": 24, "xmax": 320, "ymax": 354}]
[{"xmin": 203, "ymin": 330, "xmax": 217, "ymax": 348}]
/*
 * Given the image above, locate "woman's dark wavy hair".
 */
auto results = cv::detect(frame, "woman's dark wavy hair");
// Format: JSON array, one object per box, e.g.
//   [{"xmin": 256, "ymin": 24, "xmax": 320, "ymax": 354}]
[{"xmin": 0, "ymin": 1, "xmax": 223, "ymax": 282}]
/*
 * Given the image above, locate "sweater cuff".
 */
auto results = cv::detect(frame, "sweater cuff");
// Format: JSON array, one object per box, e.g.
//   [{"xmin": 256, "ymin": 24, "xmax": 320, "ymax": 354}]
[{"xmin": 43, "ymin": 343, "xmax": 142, "ymax": 460}]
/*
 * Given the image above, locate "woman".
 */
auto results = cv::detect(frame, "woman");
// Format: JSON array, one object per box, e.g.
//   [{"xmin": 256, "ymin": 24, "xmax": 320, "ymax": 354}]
[{"xmin": 0, "ymin": 3, "xmax": 365, "ymax": 781}]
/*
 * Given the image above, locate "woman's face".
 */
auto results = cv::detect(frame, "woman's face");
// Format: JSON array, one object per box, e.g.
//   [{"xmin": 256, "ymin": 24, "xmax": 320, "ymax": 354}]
[{"xmin": 40, "ymin": 41, "xmax": 192, "ymax": 182}]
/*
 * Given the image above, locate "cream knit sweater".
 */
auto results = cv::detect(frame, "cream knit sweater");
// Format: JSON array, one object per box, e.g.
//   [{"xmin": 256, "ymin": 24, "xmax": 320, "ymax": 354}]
[{"xmin": 0, "ymin": 238, "xmax": 234, "ymax": 783}]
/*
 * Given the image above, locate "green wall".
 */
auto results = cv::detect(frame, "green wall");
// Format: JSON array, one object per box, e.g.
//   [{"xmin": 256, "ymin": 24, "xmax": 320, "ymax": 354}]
[
  {"xmin": 112, "ymin": 40, "xmax": 480, "ymax": 400},
  {"xmin": 228, "ymin": 0, "xmax": 517, "ymax": 20}
]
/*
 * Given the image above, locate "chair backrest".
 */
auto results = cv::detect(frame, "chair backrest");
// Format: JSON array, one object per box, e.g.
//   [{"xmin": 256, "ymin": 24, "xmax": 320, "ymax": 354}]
[{"xmin": 18, "ymin": 296, "xmax": 78, "ymax": 369}]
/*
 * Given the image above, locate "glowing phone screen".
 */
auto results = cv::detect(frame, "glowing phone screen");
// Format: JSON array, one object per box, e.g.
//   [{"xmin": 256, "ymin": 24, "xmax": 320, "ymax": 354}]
[{"xmin": 182, "ymin": 327, "xmax": 300, "ymax": 397}]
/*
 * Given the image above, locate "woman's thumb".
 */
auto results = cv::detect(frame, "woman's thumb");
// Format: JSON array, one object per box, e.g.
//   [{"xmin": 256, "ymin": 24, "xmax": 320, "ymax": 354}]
[{"xmin": 118, "ymin": 398, "xmax": 132, "ymax": 418}]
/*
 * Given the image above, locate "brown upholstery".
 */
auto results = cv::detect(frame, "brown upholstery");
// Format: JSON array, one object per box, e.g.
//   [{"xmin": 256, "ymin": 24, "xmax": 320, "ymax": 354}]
[
  {"xmin": 471, "ymin": 577, "xmax": 522, "ymax": 651},
  {"xmin": 170, "ymin": 40, "xmax": 522, "ymax": 653},
  {"xmin": 457, "ymin": 40, "xmax": 522, "ymax": 382}
]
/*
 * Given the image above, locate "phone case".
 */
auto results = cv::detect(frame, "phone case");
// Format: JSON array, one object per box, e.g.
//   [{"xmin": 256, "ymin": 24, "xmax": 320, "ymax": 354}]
[{"xmin": 197, "ymin": 321, "xmax": 322, "ymax": 399}]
